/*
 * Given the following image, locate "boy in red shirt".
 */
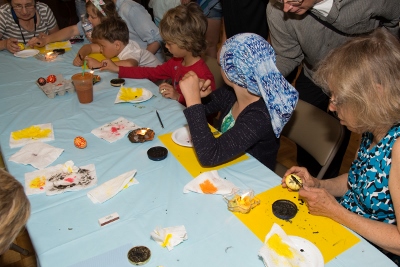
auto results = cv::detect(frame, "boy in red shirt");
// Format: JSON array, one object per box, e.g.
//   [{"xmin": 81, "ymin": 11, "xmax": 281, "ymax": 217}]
[{"xmin": 100, "ymin": 3, "xmax": 216, "ymax": 106}]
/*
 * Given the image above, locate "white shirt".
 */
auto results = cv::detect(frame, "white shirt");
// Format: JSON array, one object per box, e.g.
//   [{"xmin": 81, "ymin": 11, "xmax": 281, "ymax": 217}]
[
  {"xmin": 312, "ymin": 0, "xmax": 334, "ymax": 17},
  {"xmin": 118, "ymin": 40, "xmax": 161, "ymax": 67}
]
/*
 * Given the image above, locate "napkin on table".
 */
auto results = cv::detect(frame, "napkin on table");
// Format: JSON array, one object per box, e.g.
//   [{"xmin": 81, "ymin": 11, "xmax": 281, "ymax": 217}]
[
  {"xmin": 87, "ymin": 169, "xmax": 138, "ymax": 204},
  {"xmin": 259, "ymin": 223, "xmax": 307, "ymax": 267},
  {"xmin": 9, "ymin": 142, "xmax": 64, "ymax": 169},
  {"xmin": 183, "ymin": 170, "xmax": 238, "ymax": 195},
  {"xmin": 91, "ymin": 117, "xmax": 140, "ymax": 143},
  {"xmin": 9, "ymin": 123, "xmax": 54, "ymax": 148},
  {"xmin": 151, "ymin": 225, "xmax": 188, "ymax": 251}
]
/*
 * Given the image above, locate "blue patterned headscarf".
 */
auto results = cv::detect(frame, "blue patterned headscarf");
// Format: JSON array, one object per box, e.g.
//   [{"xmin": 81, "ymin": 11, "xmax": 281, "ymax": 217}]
[{"xmin": 220, "ymin": 33, "xmax": 298, "ymax": 137}]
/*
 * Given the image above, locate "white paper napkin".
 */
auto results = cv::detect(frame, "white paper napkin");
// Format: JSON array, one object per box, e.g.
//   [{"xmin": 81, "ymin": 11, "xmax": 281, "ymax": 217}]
[
  {"xmin": 9, "ymin": 123, "xmax": 54, "ymax": 148},
  {"xmin": 9, "ymin": 142, "xmax": 64, "ymax": 169},
  {"xmin": 259, "ymin": 223, "xmax": 307, "ymax": 267},
  {"xmin": 87, "ymin": 169, "xmax": 138, "ymax": 204},
  {"xmin": 91, "ymin": 117, "xmax": 140, "ymax": 143},
  {"xmin": 183, "ymin": 170, "xmax": 238, "ymax": 195},
  {"xmin": 24, "ymin": 160, "xmax": 97, "ymax": 196},
  {"xmin": 151, "ymin": 225, "xmax": 188, "ymax": 251}
]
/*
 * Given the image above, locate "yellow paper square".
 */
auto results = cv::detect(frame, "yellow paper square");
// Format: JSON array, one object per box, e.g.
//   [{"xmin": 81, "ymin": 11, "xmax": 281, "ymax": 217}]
[
  {"xmin": 234, "ymin": 185, "xmax": 360, "ymax": 263},
  {"xmin": 158, "ymin": 127, "xmax": 248, "ymax": 177}
]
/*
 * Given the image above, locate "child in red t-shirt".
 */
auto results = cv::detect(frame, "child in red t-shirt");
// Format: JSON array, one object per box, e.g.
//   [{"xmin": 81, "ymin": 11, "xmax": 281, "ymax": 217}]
[{"xmin": 100, "ymin": 3, "xmax": 216, "ymax": 106}]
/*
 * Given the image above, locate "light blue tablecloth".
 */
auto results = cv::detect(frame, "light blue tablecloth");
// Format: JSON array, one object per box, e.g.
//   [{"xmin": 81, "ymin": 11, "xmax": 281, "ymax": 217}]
[{"xmin": 0, "ymin": 45, "xmax": 395, "ymax": 267}]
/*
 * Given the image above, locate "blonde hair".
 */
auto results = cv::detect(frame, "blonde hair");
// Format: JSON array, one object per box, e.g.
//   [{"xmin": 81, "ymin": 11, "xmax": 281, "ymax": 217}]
[
  {"xmin": 159, "ymin": 2, "xmax": 207, "ymax": 57},
  {"xmin": 86, "ymin": 0, "xmax": 118, "ymax": 22},
  {"xmin": 0, "ymin": 169, "xmax": 30, "ymax": 255},
  {"xmin": 314, "ymin": 28, "xmax": 400, "ymax": 132}
]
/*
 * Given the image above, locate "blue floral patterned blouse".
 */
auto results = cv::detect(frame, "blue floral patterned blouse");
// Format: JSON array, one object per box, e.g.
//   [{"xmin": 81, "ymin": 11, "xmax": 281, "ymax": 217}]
[{"xmin": 340, "ymin": 124, "xmax": 400, "ymax": 224}]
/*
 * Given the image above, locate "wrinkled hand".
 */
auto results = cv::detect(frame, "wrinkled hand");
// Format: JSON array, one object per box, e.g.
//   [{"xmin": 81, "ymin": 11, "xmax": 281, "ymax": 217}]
[
  {"xmin": 281, "ymin": 166, "xmax": 319, "ymax": 189},
  {"xmin": 299, "ymin": 186, "xmax": 341, "ymax": 218},
  {"xmin": 5, "ymin": 38, "xmax": 20, "ymax": 54},
  {"xmin": 27, "ymin": 33, "xmax": 47, "ymax": 48},
  {"xmin": 99, "ymin": 59, "xmax": 119, "ymax": 73}
]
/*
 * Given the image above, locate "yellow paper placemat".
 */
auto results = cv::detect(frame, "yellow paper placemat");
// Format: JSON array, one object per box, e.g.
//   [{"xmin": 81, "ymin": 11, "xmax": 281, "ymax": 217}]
[
  {"xmin": 159, "ymin": 129, "xmax": 248, "ymax": 177},
  {"xmin": 234, "ymin": 185, "xmax": 360, "ymax": 263}
]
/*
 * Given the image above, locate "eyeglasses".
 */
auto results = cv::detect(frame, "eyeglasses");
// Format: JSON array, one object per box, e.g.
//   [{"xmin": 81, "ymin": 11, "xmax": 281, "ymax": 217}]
[
  {"xmin": 12, "ymin": 3, "xmax": 36, "ymax": 11},
  {"xmin": 276, "ymin": 0, "xmax": 304, "ymax": 7}
]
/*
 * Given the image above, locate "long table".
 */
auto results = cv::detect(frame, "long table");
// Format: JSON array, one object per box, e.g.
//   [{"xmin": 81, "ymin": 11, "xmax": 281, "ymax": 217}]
[{"xmin": 0, "ymin": 43, "xmax": 395, "ymax": 267}]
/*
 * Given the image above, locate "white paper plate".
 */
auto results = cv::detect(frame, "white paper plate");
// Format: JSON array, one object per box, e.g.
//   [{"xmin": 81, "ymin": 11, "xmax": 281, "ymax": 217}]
[
  {"xmin": 288, "ymin": 235, "xmax": 324, "ymax": 267},
  {"xmin": 114, "ymin": 87, "xmax": 153, "ymax": 103},
  {"xmin": 14, "ymin": 49, "xmax": 39, "ymax": 58},
  {"xmin": 171, "ymin": 126, "xmax": 192, "ymax": 147}
]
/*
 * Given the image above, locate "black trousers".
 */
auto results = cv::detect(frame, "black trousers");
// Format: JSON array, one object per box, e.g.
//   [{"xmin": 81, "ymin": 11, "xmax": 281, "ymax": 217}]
[{"xmin": 293, "ymin": 69, "xmax": 351, "ymax": 179}]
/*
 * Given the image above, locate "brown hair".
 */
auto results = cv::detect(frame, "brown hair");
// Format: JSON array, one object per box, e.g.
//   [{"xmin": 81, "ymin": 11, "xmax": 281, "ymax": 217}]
[
  {"xmin": 86, "ymin": 0, "xmax": 118, "ymax": 22},
  {"xmin": 91, "ymin": 16, "xmax": 129, "ymax": 45},
  {"xmin": 314, "ymin": 28, "xmax": 400, "ymax": 132},
  {"xmin": 159, "ymin": 2, "xmax": 207, "ymax": 57},
  {"xmin": 0, "ymin": 169, "xmax": 30, "ymax": 255}
]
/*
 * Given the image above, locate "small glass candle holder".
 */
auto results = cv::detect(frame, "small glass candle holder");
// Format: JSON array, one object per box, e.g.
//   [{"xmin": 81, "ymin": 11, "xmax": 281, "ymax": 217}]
[
  {"xmin": 223, "ymin": 188, "xmax": 260, "ymax": 214},
  {"xmin": 35, "ymin": 51, "xmax": 58, "ymax": 62},
  {"xmin": 128, "ymin": 128, "xmax": 155, "ymax": 143}
]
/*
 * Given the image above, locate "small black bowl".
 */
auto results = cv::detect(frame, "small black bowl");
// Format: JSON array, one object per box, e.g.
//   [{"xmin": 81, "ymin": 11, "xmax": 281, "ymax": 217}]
[
  {"xmin": 53, "ymin": 49, "xmax": 65, "ymax": 55},
  {"xmin": 272, "ymin": 199, "xmax": 298, "ymax": 220},
  {"xmin": 147, "ymin": 146, "xmax": 168, "ymax": 161},
  {"xmin": 110, "ymin": 78, "xmax": 125, "ymax": 87}
]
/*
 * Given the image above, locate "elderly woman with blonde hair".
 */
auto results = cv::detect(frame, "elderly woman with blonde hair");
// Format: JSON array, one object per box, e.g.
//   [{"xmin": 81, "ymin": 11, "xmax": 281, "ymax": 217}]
[
  {"xmin": 0, "ymin": 169, "xmax": 30, "ymax": 255},
  {"xmin": 282, "ymin": 28, "xmax": 400, "ymax": 262}
]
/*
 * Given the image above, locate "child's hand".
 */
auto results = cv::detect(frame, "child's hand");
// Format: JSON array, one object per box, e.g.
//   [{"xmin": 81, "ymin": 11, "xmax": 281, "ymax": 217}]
[
  {"xmin": 85, "ymin": 57, "xmax": 101, "ymax": 69},
  {"xmin": 73, "ymin": 54, "xmax": 83, "ymax": 66},
  {"xmin": 159, "ymin": 82, "xmax": 176, "ymax": 99},
  {"xmin": 198, "ymin": 78, "xmax": 213, "ymax": 98},
  {"xmin": 100, "ymin": 59, "xmax": 119, "ymax": 73},
  {"xmin": 179, "ymin": 71, "xmax": 201, "ymax": 106}
]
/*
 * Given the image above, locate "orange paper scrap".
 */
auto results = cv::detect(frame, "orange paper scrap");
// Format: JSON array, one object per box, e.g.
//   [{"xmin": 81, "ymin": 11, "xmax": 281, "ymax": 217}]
[
  {"xmin": 158, "ymin": 127, "xmax": 248, "ymax": 177},
  {"xmin": 234, "ymin": 185, "xmax": 360, "ymax": 264}
]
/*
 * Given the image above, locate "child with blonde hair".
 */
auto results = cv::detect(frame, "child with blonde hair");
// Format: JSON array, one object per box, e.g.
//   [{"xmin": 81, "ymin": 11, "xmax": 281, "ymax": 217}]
[{"xmin": 100, "ymin": 3, "xmax": 215, "ymax": 106}]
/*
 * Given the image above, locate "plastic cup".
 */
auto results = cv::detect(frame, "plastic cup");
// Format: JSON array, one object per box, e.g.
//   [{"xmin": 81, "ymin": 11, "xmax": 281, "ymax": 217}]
[{"xmin": 72, "ymin": 72, "xmax": 93, "ymax": 104}]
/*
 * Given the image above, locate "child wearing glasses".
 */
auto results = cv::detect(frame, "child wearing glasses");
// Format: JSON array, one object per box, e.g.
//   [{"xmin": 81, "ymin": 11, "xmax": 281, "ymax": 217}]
[
  {"xmin": 283, "ymin": 28, "xmax": 400, "ymax": 262},
  {"xmin": 0, "ymin": 0, "xmax": 58, "ymax": 54},
  {"xmin": 28, "ymin": 0, "xmax": 164, "ymax": 63},
  {"xmin": 100, "ymin": 3, "xmax": 216, "ymax": 106},
  {"xmin": 81, "ymin": 16, "xmax": 161, "ymax": 68}
]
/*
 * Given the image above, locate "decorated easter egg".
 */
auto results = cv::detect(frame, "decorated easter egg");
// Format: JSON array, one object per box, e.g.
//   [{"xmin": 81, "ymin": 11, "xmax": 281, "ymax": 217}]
[
  {"xmin": 17, "ymin": 43, "xmax": 25, "ymax": 50},
  {"xmin": 46, "ymin": 75, "xmax": 57, "ymax": 83},
  {"xmin": 285, "ymin": 174, "xmax": 303, "ymax": 191},
  {"xmin": 74, "ymin": 136, "xmax": 87, "ymax": 149},
  {"xmin": 37, "ymin": 77, "xmax": 46, "ymax": 86}
]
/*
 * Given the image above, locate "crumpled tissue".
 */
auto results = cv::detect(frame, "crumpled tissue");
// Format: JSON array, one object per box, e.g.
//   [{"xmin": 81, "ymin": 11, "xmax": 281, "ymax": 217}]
[
  {"xmin": 91, "ymin": 117, "xmax": 140, "ymax": 143},
  {"xmin": 87, "ymin": 169, "xmax": 138, "ymax": 203},
  {"xmin": 259, "ymin": 223, "xmax": 307, "ymax": 267},
  {"xmin": 151, "ymin": 225, "xmax": 188, "ymax": 251},
  {"xmin": 9, "ymin": 142, "xmax": 64, "ymax": 169},
  {"xmin": 183, "ymin": 170, "xmax": 238, "ymax": 195}
]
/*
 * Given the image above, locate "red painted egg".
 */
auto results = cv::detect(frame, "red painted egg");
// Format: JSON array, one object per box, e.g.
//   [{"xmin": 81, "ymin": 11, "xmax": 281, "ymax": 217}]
[
  {"xmin": 46, "ymin": 74, "xmax": 57, "ymax": 83},
  {"xmin": 74, "ymin": 136, "xmax": 87, "ymax": 149}
]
